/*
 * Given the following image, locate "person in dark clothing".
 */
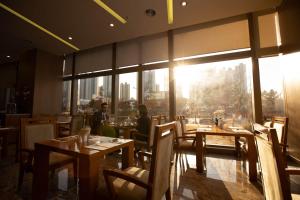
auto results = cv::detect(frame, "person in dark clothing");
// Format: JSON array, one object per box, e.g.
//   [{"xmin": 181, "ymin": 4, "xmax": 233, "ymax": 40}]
[
  {"xmin": 135, "ymin": 104, "xmax": 151, "ymax": 141},
  {"xmin": 91, "ymin": 102, "xmax": 109, "ymax": 135}
]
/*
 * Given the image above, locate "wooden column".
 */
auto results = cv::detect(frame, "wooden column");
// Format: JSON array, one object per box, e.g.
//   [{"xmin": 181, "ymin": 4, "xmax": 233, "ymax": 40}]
[
  {"xmin": 248, "ymin": 13, "xmax": 263, "ymax": 123},
  {"xmin": 138, "ymin": 67, "xmax": 143, "ymax": 105},
  {"xmin": 168, "ymin": 30, "xmax": 176, "ymax": 121},
  {"xmin": 111, "ymin": 43, "xmax": 117, "ymax": 114},
  {"xmin": 70, "ymin": 53, "xmax": 76, "ymax": 115}
]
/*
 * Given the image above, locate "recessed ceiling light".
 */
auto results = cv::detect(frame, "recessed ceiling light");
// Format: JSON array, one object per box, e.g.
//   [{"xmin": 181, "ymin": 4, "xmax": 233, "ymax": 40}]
[
  {"xmin": 145, "ymin": 9, "xmax": 156, "ymax": 17},
  {"xmin": 181, "ymin": 1, "xmax": 187, "ymax": 7},
  {"xmin": 6, "ymin": 55, "xmax": 11, "ymax": 58},
  {"xmin": 68, "ymin": 36, "xmax": 73, "ymax": 40},
  {"xmin": 110, "ymin": 23, "xmax": 114, "ymax": 27}
]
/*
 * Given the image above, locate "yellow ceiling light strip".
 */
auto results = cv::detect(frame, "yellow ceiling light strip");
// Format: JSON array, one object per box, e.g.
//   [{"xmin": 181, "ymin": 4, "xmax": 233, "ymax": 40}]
[
  {"xmin": 0, "ymin": 2, "xmax": 80, "ymax": 51},
  {"xmin": 167, "ymin": 0, "xmax": 173, "ymax": 24},
  {"xmin": 94, "ymin": 0, "xmax": 127, "ymax": 24}
]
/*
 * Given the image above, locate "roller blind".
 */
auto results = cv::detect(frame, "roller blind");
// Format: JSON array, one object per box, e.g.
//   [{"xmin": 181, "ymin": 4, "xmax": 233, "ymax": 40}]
[
  {"xmin": 174, "ymin": 19, "xmax": 250, "ymax": 59},
  {"xmin": 75, "ymin": 45, "xmax": 112, "ymax": 74},
  {"xmin": 63, "ymin": 54, "xmax": 73, "ymax": 76},
  {"xmin": 258, "ymin": 12, "xmax": 278, "ymax": 48},
  {"xmin": 141, "ymin": 33, "xmax": 168, "ymax": 64},
  {"xmin": 117, "ymin": 40, "xmax": 140, "ymax": 68}
]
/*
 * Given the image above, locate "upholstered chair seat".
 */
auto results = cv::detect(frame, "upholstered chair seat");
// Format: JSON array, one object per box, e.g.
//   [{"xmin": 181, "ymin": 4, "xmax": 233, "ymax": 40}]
[{"xmin": 111, "ymin": 167, "xmax": 149, "ymax": 200}]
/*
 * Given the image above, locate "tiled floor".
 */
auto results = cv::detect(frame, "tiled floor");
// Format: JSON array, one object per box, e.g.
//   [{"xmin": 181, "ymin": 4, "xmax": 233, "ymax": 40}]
[{"xmin": 1, "ymin": 143, "xmax": 300, "ymax": 200}]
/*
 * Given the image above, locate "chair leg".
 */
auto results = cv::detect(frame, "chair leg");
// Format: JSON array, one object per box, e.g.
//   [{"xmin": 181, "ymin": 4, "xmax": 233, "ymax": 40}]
[
  {"xmin": 18, "ymin": 164, "xmax": 24, "ymax": 190},
  {"xmin": 73, "ymin": 159, "xmax": 78, "ymax": 183},
  {"xmin": 165, "ymin": 187, "xmax": 171, "ymax": 200}
]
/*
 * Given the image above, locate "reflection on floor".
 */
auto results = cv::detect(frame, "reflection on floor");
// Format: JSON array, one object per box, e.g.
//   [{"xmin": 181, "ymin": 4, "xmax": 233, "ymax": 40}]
[
  {"xmin": 172, "ymin": 153, "xmax": 262, "ymax": 200},
  {"xmin": 1, "ymin": 145, "xmax": 300, "ymax": 199}
]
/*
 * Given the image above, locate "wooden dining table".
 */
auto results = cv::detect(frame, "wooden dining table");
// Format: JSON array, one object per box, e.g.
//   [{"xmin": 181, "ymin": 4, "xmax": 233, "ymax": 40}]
[
  {"xmin": 196, "ymin": 126, "xmax": 257, "ymax": 182},
  {"xmin": 32, "ymin": 135, "xmax": 134, "ymax": 200}
]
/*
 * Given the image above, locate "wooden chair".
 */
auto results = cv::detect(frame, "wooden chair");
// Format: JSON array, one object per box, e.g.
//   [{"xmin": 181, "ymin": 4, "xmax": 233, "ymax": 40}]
[
  {"xmin": 103, "ymin": 122, "xmax": 175, "ymax": 200},
  {"xmin": 272, "ymin": 116, "xmax": 289, "ymax": 157},
  {"xmin": 5, "ymin": 113, "xmax": 31, "ymax": 161},
  {"xmin": 132, "ymin": 116, "xmax": 159, "ymax": 152},
  {"xmin": 174, "ymin": 120, "xmax": 196, "ymax": 152},
  {"xmin": 255, "ymin": 125, "xmax": 300, "ymax": 200},
  {"xmin": 18, "ymin": 117, "xmax": 77, "ymax": 190},
  {"xmin": 239, "ymin": 116, "xmax": 289, "ymax": 165},
  {"xmin": 176, "ymin": 115, "xmax": 197, "ymax": 136},
  {"xmin": 56, "ymin": 114, "xmax": 72, "ymax": 137},
  {"xmin": 159, "ymin": 115, "xmax": 167, "ymax": 124}
]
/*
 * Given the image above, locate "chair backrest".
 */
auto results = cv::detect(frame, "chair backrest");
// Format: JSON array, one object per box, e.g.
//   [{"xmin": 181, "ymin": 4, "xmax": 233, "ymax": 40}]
[
  {"xmin": 71, "ymin": 115, "xmax": 84, "ymax": 134},
  {"xmin": 21, "ymin": 117, "xmax": 56, "ymax": 150},
  {"xmin": 159, "ymin": 115, "xmax": 167, "ymax": 124},
  {"xmin": 147, "ymin": 117, "xmax": 160, "ymax": 148},
  {"xmin": 56, "ymin": 114, "xmax": 72, "ymax": 123},
  {"xmin": 175, "ymin": 115, "xmax": 185, "ymax": 120},
  {"xmin": 149, "ymin": 122, "xmax": 175, "ymax": 200},
  {"xmin": 255, "ymin": 127, "xmax": 291, "ymax": 200},
  {"xmin": 272, "ymin": 116, "xmax": 288, "ymax": 146},
  {"xmin": 175, "ymin": 120, "xmax": 184, "ymax": 144},
  {"xmin": 177, "ymin": 116, "xmax": 188, "ymax": 134},
  {"xmin": 263, "ymin": 121, "xmax": 273, "ymax": 128},
  {"xmin": 5, "ymin": 113, "xmax": 31, "ymax": 128}
]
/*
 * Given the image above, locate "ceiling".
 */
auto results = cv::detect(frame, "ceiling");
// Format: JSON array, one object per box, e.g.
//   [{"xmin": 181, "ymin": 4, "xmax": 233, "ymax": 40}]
[{"xmin": 0, "ymin": 0, "xmax": 282, "ymax": 64}]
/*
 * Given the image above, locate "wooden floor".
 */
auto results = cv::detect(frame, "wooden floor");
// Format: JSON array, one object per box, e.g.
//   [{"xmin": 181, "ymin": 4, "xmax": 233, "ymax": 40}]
[{"xmin": 1, "ymin": 141, "xmax": 300, "ymax": 199}]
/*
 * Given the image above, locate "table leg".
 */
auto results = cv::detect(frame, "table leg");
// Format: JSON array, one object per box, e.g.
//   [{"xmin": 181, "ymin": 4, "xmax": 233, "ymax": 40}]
[
  {"xmin": 196, "ymin": 133, "xmax": 204, "ymax": 173},
  {"xmin": 122, "ymin": 141, "xmax": 134, "ymax": 169},
  {"xmin": 15, "ymin": 131, "xmax": 19, "ymax": 162},
  {"xmin": 247, "ymin": 136, "xmax": 257, "ymax": 182},
  {"xmin": 32, "ymin": 144, "xmax": 50, "ymax": 200},
  {"xmin": 235, "ymin": 136, "xmax": 240, "ymax": 157},
  {"xmin": 1, "ymin": 135, "xmax": 8, "ymax": 158},
  {"xmin": 78, "ymin": 153, "xmax": 101, "ymax": 200}
]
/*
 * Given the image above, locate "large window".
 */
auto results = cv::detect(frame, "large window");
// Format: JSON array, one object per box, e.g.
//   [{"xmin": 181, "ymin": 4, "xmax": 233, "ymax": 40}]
[
  {"xmin": 175, "ymin": 58, "xmax": 253, "ymax": 128},
  {"xmin": 143, "ymin": 68, "xmax": 169, "ymax": 117},
  {"xmin": 259, "ymin": 56, "xmax": 285, "ymax": 118},
  {"xmin": 117, "ymin": 73, "xmax": 138, "ymax": 119},
  {"xmin": 77, "ymin": 76, "xmax": 112, "ymax": 113},
  {"xmin": 62, "ymin": 80, "xmax": 71, "ymax": 113}
]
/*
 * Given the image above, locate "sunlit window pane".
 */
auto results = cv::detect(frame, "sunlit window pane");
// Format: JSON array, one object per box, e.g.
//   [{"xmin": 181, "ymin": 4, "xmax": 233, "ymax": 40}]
[
  {"xmin": 143, "ymin": 68, "xmax": 169, "ymax": 117},
  {"xmin": 175, "ymin": 58, "xmax": 253, "ymax": 127},
  {"xmin": 62, "ymin": 80, "xmax": 71, "ymax": 113},
  {"xmin": 77, "ymin": 76, "xmax": 112, "ymax": 113},
  {"xmin": 259, "ymin": 56, "xmax": 285, "ymax": 118},
  {"xmin": 117, "ymin": 73, "xmax": 138, "ymax": 119}
]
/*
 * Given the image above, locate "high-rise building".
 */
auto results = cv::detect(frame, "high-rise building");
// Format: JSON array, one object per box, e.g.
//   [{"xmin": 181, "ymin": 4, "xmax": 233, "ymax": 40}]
[
  {"xmin": 79, "ymin": 78, "xmax": 98, "ymax": 103},
  {"xmin": 120, "ymin": 82, "xmax": 130, "ymax": 101},
  {"xmin": 103, "ymin": 76, "xmax": 112, "ymax": 97},
  {"xmin": 144, "ymin": 71, "xmax": 156, "ymax": 92}
]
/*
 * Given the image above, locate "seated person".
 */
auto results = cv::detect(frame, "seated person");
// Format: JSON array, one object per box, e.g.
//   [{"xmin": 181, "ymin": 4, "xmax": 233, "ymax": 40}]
[
  {"xmin": 134, "ymin": 104, "xmax": 151, "ymax": 141},
  {"xmin": 91, "ymin": 102, "xmax": 109, "ymax": 135}
]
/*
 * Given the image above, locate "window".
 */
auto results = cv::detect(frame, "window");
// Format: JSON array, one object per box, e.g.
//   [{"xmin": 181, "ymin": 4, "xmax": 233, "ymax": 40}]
[
  {"xmin": 62, "ymin": 80, "xmax": 72, "ymax": 113},
  {"xmin": 175, "ymin": 58, "xmax": 253, "ymax": 128},
  {"xmin": 77, "ymin": 76, "xmax": 112, "ymax": 113},
  {"xmin": 259, "ymin": 56, "xmax": 285, "ymax": 118},
  {"xmin": 117, "ymin": 73, "xmax": 138, "ymax": 119},
  {"xmin": 143, "ymin": 68, "xmax": 169, "ymax": 117}
]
